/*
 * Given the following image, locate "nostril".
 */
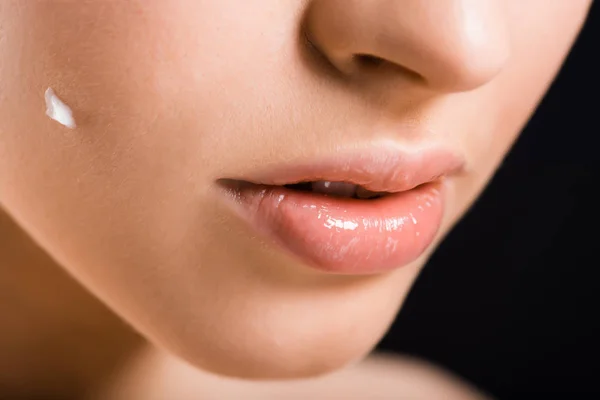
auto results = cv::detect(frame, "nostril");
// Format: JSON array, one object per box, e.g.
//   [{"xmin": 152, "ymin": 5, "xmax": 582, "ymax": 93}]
[
  {"xmin": 354, "ymin": 54, "xmax": 386, "ymax": 68},
  {"xmin": 353, "ymin": 53, "xmax": 425, "ymax": 84}
]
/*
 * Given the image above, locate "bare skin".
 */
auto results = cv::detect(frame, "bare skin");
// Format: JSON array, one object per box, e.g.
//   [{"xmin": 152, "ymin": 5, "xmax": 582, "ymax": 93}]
[
  {"xmin": 0, "ymin": 0, "xmax": 593, "ymax": 398},
  {"xmin": 0, "ymin": 209, "xmax": 142, "ymax": 398}
]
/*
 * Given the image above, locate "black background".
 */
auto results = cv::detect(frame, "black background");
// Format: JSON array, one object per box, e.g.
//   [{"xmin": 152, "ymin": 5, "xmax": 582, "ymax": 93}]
[{"xmin": 377, "ymin": 2, "xmax": 600, "ymax": 397}]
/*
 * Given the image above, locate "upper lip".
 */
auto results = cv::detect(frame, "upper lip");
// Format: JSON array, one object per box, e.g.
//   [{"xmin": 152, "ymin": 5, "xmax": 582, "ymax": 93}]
[{"xmin": 224, "ymin": 140, "xmax": 465, "ymax": 193}]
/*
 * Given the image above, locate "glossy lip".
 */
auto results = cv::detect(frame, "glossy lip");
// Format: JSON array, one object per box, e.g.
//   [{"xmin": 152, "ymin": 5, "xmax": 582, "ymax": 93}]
[{"xmin": 219, "ymin": 142, "xmax": 464, "ymax": 275}]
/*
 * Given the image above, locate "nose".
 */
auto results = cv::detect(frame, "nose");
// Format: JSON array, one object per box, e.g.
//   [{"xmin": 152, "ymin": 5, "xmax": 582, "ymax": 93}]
[{"xmin": 304, "ymin": 0, "xmax": 510, "ymax": 93}]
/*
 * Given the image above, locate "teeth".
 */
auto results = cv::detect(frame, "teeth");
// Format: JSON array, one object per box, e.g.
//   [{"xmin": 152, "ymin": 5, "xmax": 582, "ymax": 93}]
[
  {"xmin": 306, "ymin": 181, "xmax": 386, "ymax": 199},
  {"xmin": 311, "ymin": 181, "xmax": 357, "ymax": 198}
]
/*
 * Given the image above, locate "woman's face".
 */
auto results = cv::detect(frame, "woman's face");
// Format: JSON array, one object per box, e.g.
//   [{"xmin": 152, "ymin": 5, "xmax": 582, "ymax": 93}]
[{"xmin": 0, "ymin": 0, "xmax": 591, "ymax": 378}]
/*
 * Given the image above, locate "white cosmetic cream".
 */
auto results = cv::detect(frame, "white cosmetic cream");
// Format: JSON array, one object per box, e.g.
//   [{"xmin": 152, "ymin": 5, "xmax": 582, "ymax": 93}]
[{"xmin": 44, "ymin": 88, "xmax": 76, "ymax": 129}]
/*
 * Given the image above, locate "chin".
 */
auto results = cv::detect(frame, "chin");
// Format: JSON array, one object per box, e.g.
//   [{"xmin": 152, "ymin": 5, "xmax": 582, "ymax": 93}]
[
  {"xmin": 145, "ymin": 290, "xmax": 399, "ymax": 380},
  {"xmin": 169, "ymin": 333, "xmax": 376, "ymax": 380}
]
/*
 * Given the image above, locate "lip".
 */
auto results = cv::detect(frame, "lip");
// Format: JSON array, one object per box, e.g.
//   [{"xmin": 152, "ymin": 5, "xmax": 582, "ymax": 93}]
[{"xmin": 219, "ymin": 143, "xmax": 464, "ymax": 275}]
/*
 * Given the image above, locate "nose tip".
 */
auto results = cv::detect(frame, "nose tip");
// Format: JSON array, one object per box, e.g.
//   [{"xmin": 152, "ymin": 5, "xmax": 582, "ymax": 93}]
[
  {"xmin": 304, "ymin": 0, "xmax": 510, "ymax": 93},
  {"xmin": 418, "ymin": 24, "xmax": 511, "ymax": 92}
]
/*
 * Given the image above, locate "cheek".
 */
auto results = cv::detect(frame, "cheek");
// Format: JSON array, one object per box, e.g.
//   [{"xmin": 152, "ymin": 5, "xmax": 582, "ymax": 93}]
[
  {"xmin": 0, "ymin": 3, "xmax": 220, "ymax": 227},
  {"xmin": 0, "ymin": 3, "xmax": 210, "ymax": 291},
  {"xmin": 0, "ymin": 3, "xmax": 182, "ymax": 178},
  {"xmin": 473, "ymin": 0, "xmax": 591, "ymax": 151}
]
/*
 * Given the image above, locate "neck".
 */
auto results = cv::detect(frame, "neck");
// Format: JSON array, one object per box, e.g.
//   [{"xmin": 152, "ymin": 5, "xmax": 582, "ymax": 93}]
[{"xmin": 0, "ymin": 209, "xmax": 144, "ymax": 399}]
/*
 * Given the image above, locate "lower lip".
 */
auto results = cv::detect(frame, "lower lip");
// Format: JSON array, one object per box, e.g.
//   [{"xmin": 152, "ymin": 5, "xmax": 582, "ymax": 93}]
[{"xmin": 223, "ymin": 182, "xmax": 445, "ymax": 274}]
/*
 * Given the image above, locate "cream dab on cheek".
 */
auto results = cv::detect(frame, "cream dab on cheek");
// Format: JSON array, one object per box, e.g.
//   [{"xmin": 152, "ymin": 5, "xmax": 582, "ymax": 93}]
[{"xmin": 44, "ymin": 88, "xmax": 76, "ymax": 129}]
